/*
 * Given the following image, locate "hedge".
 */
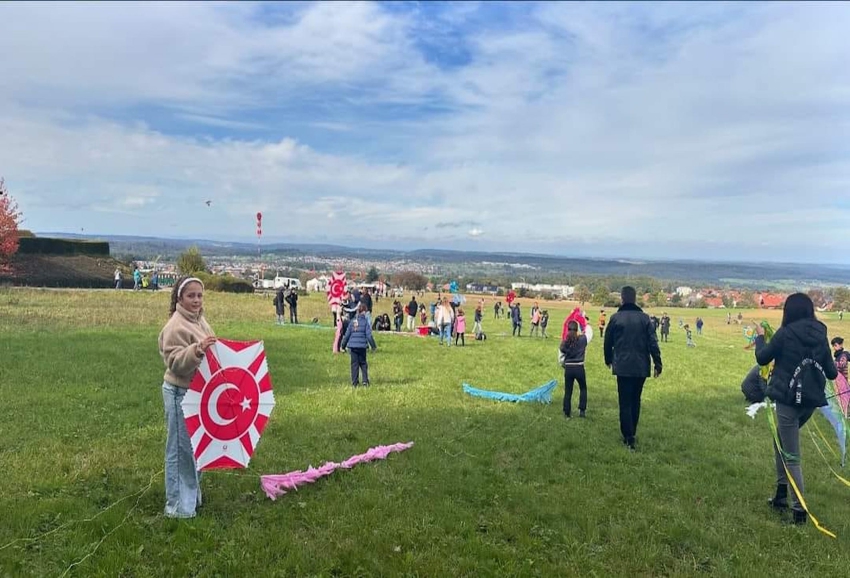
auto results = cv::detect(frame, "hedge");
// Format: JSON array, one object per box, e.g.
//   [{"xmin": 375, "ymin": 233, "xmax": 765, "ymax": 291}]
[
  {"xmin": 195, "ymin": 272, "xmax": 255, "ymax": 294},
  {"xmin": 18, "ymin": 237, "xmax": 110, "ymax": 256}
]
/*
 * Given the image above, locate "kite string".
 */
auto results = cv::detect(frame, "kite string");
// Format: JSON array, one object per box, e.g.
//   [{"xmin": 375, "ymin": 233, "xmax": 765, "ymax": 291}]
[
  {"xmin": 0, "ymin": 469, "xmax": 163, "ymax": 553},
  {"xmin": 810, "ymin": 417, "xmax": 839, "ymax": 460},
  {"xmin": 807, "ymin": 428, "xmax": 850, "ymax": 488},
  {"xmin": 766, "ymin": 406, "xmax": 836, "ymax": 538},
  {"xmin": 436, "ymin": 400, "xmax": 548, "ymax": 459},
  {"xmin": 57, "ymin": 469, "xmax": 159, "ymax": 578}
]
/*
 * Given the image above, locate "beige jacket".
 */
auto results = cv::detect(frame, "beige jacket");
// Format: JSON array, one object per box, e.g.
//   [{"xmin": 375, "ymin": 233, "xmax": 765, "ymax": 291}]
[
  {"xmin": 158, "ymin": 304, "xmax": 215, "ymax": 387},
  {"xmin": 435, "ymin": 304, "xmax": 454, "ymax": 326}
]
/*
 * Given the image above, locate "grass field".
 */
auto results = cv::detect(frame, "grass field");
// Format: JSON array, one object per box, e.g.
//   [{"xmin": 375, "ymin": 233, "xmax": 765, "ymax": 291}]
[{"xmin": 2, "ymin": 288, "xmax": 850, "ymax": 577}]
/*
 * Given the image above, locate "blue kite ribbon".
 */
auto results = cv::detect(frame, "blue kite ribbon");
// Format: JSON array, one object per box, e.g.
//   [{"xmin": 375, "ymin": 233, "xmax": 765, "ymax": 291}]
[{"xmin": 462, "ymin": 380, "xmax": 558, "ymax": 404}]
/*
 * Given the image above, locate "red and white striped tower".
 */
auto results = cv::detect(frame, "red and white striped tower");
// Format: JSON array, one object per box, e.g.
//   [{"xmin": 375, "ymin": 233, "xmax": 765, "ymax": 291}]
[{"xmin": 256, "ymin": 212, "xmax": 263, "ymax": 257}]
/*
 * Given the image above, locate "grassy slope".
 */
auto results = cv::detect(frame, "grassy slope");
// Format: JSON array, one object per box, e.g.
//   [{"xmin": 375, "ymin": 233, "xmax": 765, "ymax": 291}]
[
  {"xmin": 1, "ymin": 289, "xmax": 850, "ymax": 577},
  {"xmin": 0, "ymin": 254, "xmax": 128, "ymax": 288}
]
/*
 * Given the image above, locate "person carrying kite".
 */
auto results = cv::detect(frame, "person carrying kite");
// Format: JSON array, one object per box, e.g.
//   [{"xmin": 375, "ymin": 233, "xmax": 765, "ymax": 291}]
[
  {"xmin": 754, "ymin": 293, "xmax": 837, "ymax": 526},
  {"xmin": 158, "ymin": 276, "xmax": 217, "ymax": 518},
  {"xmin": 560, "ymin": 319, "xmax": 594, "ymax": 418}
]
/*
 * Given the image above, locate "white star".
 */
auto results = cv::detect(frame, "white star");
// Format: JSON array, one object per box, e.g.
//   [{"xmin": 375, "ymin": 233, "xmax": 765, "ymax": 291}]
[{"xmin": 240, "ymin": 397, "xmax": 251, "ymax": 412}]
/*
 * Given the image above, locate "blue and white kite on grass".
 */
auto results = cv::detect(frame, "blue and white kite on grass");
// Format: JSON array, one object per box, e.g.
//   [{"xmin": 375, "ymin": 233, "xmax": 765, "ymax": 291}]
[{"xmin": 462, "ymin": 380, "xmax": 558, "ymax": 404}]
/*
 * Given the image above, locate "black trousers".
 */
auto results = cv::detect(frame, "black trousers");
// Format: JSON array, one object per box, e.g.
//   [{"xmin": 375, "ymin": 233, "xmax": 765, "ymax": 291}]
[
  {"xmin": 290, "ymin": 306, "xmax": 298, "ymax": 324},
  {"xmin": 455, "ymin": 332, "xmax": 465, "ymax": 346},
  {"xmin": 349, "ymin": 348, "xmax": 369, "ymax": 385},
  {"xmin": 617, "ymin": 376, "xmax": 646, "ymax": 442},
  {"xmin": 563, "ymin": 365, "xmax": 587, "ymax": 416}
]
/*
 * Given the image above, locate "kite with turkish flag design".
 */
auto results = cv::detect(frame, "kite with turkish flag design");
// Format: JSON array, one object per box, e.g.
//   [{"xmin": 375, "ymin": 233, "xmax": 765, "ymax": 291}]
[
  {"xmin": 182, "ymin": 339, "xmax": 276, "ymax": 471},
  {"xmin": 327, "ymin": 270, "xmax": 346, "ymax": 308}
]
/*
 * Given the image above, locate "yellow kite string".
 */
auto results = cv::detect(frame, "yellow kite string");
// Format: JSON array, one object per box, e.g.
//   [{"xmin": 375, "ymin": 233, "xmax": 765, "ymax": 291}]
[
  {"xmin": 766, "ymin": 406, "xmax": 836, "ymax": 538},
  {"xmin": 811, "ymin": 417, "xmax": 839, "ymax": 459},
  {"xmin": 807, "ymin": 428, "xmax": 850, "ymax": 488}
]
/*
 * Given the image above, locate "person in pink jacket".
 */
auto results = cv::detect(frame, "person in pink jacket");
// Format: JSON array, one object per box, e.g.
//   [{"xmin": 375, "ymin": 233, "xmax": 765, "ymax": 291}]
[{"xmin": 454, "ymin": 308, "xmax": 467, "ymax": 346}]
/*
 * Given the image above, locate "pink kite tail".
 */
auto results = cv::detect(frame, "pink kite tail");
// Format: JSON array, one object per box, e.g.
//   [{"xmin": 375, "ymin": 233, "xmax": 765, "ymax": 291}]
[
  {"xmin": 836, "ymin": 373, "xmax": 850, "ymax": 417},
  {"xmin": 333, "ymin": 318, "xmax": 342, "ymax": 354},
  {"xmin": 260, "ymin": 442, "xmax": 415, "ymax": 500}
]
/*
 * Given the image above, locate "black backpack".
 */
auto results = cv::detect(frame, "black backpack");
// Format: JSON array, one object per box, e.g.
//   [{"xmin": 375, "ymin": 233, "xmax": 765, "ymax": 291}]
[{"xmin": 789, "ymin": 351, "xmax": 827, "ymax": 407}]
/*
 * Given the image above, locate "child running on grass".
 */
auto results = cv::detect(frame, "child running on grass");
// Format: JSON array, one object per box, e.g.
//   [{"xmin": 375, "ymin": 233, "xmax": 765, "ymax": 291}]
[{"xmin": 684, "ymin": 324, "xmax": 695, "ymax": 347}]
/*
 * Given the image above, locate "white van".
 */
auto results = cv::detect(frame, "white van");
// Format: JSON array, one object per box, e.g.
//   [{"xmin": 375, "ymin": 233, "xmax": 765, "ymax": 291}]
[{"xmin": 274, "ymin": 276, "xmax": 302, "ymax": 290}]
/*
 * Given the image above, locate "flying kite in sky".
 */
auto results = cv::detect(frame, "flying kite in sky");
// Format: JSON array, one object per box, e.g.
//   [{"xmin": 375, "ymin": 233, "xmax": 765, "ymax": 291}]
[
  {"xmin": 205, "ymin": 200, "xmax": 212, "ymax": 207},
  {"xmin": 182, "ymin": 339, "xmax": 276, "ymax": 470}
]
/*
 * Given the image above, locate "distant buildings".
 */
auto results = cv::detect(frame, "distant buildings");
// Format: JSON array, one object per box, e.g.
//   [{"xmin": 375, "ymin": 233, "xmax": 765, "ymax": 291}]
[{"xmin": 511, "ymin": 282, "xmax": 575, "ymax": 298}]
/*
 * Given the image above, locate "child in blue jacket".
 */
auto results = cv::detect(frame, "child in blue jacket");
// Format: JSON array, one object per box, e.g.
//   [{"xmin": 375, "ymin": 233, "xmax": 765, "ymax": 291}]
[{"xmin": 340, "ymin": 303, "xmax": 378, "ymax": 387}]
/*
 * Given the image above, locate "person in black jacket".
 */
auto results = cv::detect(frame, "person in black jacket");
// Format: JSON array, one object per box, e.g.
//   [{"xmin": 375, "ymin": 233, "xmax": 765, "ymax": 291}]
[
  {"xmin": 273, "ymin": 288, "xmax": 285, "ymax": 325},
  {"xmin": 285, "ymin": 289, "xmax": 298, "ymax": 324},
  {"xmin": 603, "ymin": 286, "xmax": 662, "ymax": 450},
  {"xmin": 407, "ymin": 297, "xmax": 418, "ymax": 331},
  {"xmin": 831, "ymin": 336, "xmax": 849, "ymax": 380},
  {"xmin": 755, "ymin": 293, "xmax": 837, "ymax": 525},
  {"xmin": 560, "ymin": 320, "xmax": 593, "ymax": 418}
]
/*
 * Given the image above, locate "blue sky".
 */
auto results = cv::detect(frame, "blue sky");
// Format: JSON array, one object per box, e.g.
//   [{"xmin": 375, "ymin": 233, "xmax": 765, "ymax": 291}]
[{"xmin": 1, "ymin": 1, "xmax": 849, "ymax": 263}]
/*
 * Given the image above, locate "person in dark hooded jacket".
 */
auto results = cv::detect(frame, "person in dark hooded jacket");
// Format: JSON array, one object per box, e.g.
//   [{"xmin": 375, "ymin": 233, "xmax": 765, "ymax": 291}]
[
  {"xmin": 341, "ymin": 303, "xmax": 377, "ymax": 387},
  {"xmin": 603, "ymin": 286, "xmax": 662, "ymax": 450},
  {"xmin": 754, "ymin": 293, "xmax": 837, "ymax": 525}
]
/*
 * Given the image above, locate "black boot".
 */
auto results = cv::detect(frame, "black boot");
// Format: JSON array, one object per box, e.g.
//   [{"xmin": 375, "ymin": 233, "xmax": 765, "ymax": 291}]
[
  {"xmin": 791, "ymin": 509, "xmax": 807, "ymax": 525},
  {"xmin": 767, "ymin": 484, "xmax": 788, "ymax": 510}
]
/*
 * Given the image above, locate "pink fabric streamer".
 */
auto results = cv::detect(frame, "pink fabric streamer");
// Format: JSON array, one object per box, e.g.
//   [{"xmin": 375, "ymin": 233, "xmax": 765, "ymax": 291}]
[
  {"xmin": 260, "ymin": 442, "xmax": 414, "ymax": 500},
  {"xmin": 836, "ymin": 373, "xmax": 850, "ymax": 417},
  {"xmin": 333, "ymin": 317, "xmax": 342, "ymax": 354}
]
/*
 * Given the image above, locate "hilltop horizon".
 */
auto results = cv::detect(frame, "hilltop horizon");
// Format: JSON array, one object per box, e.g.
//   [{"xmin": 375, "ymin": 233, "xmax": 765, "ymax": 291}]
[{"xmin": 39, "ymin": 230, "xmax": 850, "ymax": 270}]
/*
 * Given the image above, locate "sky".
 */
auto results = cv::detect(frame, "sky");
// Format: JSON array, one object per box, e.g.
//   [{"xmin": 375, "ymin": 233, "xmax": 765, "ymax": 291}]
[{"xmin": 1, "ymin": 1, "xmax": 849, "ymax": 263}]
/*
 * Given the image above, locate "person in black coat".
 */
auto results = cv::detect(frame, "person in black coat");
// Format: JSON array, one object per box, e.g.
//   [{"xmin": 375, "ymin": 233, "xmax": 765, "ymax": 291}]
[
  {"xmin": 273, "ymin": 288, "xmax": 285, "ymax": 325},
  {"xmin": 755, "ymin": 293, "xmax": 837, "ymax": 525},
  {"xmin": 407, "ymin": 297, "xmax": 418, "ymax": 331},
  {"xmin": 603, "ymin": 286, "xmax": 662, "ymax": 450},
  {"xmin": 285, "ymin": 289, "xmax": 299, "ymax": 324}
]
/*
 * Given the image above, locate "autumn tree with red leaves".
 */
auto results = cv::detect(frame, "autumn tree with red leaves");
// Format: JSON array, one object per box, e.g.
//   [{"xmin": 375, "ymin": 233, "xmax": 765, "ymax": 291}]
[{"xmin": 0, "ymin": 178, "xmax": 24, "ymax": 269}]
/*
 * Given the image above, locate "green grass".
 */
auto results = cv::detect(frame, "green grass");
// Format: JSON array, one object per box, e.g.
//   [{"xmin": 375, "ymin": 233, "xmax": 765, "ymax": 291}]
[{"xmin": 2, "ymin": 288, "xmax": 850, "ymax": 577}]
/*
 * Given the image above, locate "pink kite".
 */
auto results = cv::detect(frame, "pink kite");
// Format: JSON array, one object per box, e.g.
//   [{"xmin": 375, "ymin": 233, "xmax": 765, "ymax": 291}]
[
  {"xmin": 505, "ymin": 290, "xmax": 517, "ymax": 305},
  {"xmin": 561, "ymin": 307, "xmax": 588, "ymax": 341},
  {"xmin": 327, "ymin": 271, "xmax": 346, "ymax": 308},
  {"xmin": 182, "ymin": 339, "xmax": 276, "ymax": 470},
  {"xmin": 260, "ymin": 442, "xmax": 414, "ymax": 500}
]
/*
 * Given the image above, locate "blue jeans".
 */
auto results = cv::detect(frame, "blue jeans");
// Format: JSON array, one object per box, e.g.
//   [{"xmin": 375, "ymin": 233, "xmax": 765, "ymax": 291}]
[
  {"xmin": 162, "ymin": 382, "xmax": 201, "ymax": 518},
  {"xmin": 439, "ymin": 323, "xmax": 452, "ymax": 346}
]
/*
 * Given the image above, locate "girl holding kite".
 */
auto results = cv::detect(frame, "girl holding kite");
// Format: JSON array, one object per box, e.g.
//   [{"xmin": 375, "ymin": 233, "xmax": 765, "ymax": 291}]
[
  {"xmin": 158, "ymin": 276, "xmax": 217, "ymax": 518},
  {"xmin": 754, "ymin": 293, "xmax": 837, "ymax": 525},
  {"xmin": 560, "ymin": 314, "xmax": 594, "ymax": 418}
]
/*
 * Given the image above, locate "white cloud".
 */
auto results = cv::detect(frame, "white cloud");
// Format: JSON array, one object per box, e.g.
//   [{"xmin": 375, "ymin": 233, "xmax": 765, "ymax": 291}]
[{"xmin": 1, "ymin": 2, "xmax": 849, "ymax": 262}]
